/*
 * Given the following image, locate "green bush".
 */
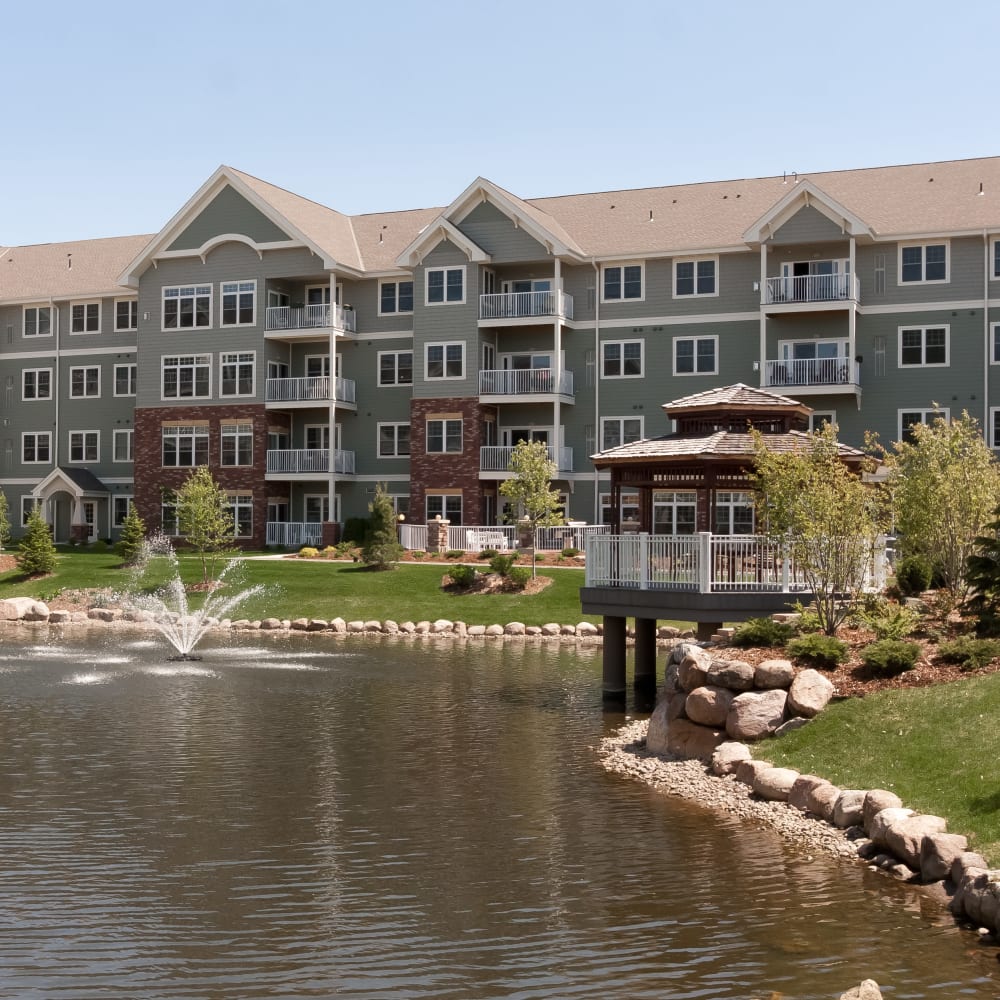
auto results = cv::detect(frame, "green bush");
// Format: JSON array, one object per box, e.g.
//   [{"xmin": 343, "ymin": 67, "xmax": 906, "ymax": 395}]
[
  {"xmin": 298, "ymin": 546, "xmax": 319, "ymax": 559},
  {"xmin": 446, "ymin": 549, "xmax": 465, "ymax": 560},
  {"xmin": 786, "ymin": 633, "xmax": 849, "ymax": 670},
  {"xmin": 489, "ymin": 554, "xmax": 516, "ymax": 576},
  {"xmin": 936, "ymin": 636, "xmax": 1000, "ymax": 671},
  {"xmin": 342, "ymin": 517, "xmax": 370, "ymax": 545},
  {"xmin": 861, "ymin": 639, "xmax": 920, "ymax": 676},
  {"xmin": 507, "ymin": 565, "xmax": 531, "ymax": 589},
  {"xmin": 411, "ymin": 550, "xmax": 425, "ymax": 560},
  {"xmin": 561, "ymin": 546, "xmax": 580, "ymax": 558},
  {"xmin": 447, "ymin": 564, "xmax": 477, "ymax": 589},
  {"xmin": 478, "ymin": 548, "xmax": 498, "ymax": 560},
  {"xmin": 731, "ymin": 617, "xmax": 795, "ymax": 648},
  {"xmin": 895, "ymin": 555, "xmax": 932, "ymax": 596},
  {"xmin": 851, "ymin": 595, "xmax": 921, "ymax": 640},
  {"xmin": 16, "ymin": 507, "xmax": 57, "ymax": 576}
]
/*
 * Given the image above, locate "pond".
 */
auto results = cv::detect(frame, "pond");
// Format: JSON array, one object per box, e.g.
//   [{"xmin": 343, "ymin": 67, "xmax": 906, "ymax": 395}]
[{"xmin": 0, "ymin": 629, "xmax": 996, "ymax": 999}]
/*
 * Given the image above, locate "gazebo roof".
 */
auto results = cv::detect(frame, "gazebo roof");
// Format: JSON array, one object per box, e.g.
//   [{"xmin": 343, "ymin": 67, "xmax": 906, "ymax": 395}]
[{"xmin": 662, "ymin": 382, "xmax": 812, "ymax": 421}]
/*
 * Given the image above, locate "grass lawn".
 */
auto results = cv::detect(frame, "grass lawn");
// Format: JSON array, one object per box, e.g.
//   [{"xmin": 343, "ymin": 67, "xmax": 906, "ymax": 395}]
[{"xmin": 764, "ymin": 673, "xmax": 1000, "ymax": 862}]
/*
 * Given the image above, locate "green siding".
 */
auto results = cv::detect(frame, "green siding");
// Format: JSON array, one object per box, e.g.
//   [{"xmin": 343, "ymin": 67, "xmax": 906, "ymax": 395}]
[
  {"xmin": 167, "ymin": 186, "xmax": 291, "ymax": 250},
  {"xmin": 770, "ymin": 205, "xmax": 846, "ymax": 245},
  {"xmin": 457, "ymin": 201, "xmax": 550, "ymax": 262}
]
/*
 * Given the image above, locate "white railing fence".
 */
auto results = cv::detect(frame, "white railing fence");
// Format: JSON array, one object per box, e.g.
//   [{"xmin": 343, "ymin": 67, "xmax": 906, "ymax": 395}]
[
  {"xmin": 396, "ymin": 523, "xmax": 609, "ymax": 553},
  {"xmin": 763, "ymin": 273, "xmax": 859, "ymax": 304},
  {"xmin": 480, "ymin": 445, "xmax": 573, "ymax": 472},
  {"xmin": 533, "ymin": 523, "xmax": 610, "ymax": 551},
  {"xmin": 479, "ymin": 290, "xmax": 574, "ymax": 321},
  {"xmin": 264, "ymin": 375, "xmax": 357, "ymax": 403},
  {"xmin": 398, "ymin": 523, "xmax": 428, "ymax": 550},
  {"xmin": 266, "ymin": 449, "xmax": 356, "ymax": 474},
  {"xmin": 478, "ymin": 368, "xmax": 574, "ymax": 396},
  {"xmin": 266, "ymin": 522, "xmax": 323, "ymax": 547},
  {"xmin": 265, "ymin": 304, "xmax": 357, "ymax": 333},
  {"xmin": 763, "ymin": 358, "xmax": 859, "ymax": 388}
]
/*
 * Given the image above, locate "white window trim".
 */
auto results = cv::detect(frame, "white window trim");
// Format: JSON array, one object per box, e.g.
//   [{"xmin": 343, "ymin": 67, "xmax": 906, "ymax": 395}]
[
  {"xmin": 426, "ymin": 494, "xmax": 463, "ymax": 521},
  {"xmin": 22, "ymin": 304, "xmax": 52, "ymax": 339},
  {"xmin": 114, "ymin": 297, "xmax": 138, "ymax": 332},
  {"xmin": 377, "ymin": 349, "xmax": 413, "ymax": 387},
  {"xmin": 219, "ymin": 351, "xmax": 256, "ymax": 398},
  {"xmin": 424, "ymin": 265, "xmax": 467, "ymax": 306},
  {"xmin": 898, "ymin": 407, "xmax": 950, "ymax": 442},
  {"xmin": 425, "ymin": 341, "xmax": 466, "ymax": 381},
  {"xmin": 21, "ymin": 431, "xmax": 52, "ymax": 465},
  {"xmin": 426, "ymin": 418, "xmax": 463, "ymax": 454},
  {"xmin": 21, "ymin": 495, "xmax": 42, "ymax": 525},
  {"xmin": 220, "ymin": 279, "xmax": 257, "ymax": 328},
  {"xmin": 69, "ymin": 365, "xmax": 102, "ymax": 399},
  {"xmin": 161, "ymin": 424, "xmax": 210, "ymax": 467},
  {"xmin": 22, "ymin": 367, "xmax": 53, "ymax": 402},
  {"xmin": 991, "ymin": 238, "xmax": 1000, "ymax": 281},
  {"xmin": 304, "ymin": 423, "xmax": 331, "ymax": 451},
  {"xmin": 113, "ymin": 363, "xmax": 137, "ymax": 397},
  {"xmin": 377, "ymin": 421, "xmax": 410, "ymax": 458},
  {"xmin": 69, "ymin": 300, "xmax": 101, "ymax": 335},
  {"xmin": 226, "ymin": 492, "xmax": 254, "ymax": 538},
  {"xmin": 601, "ymin": 339, "xmax": 644, "ymax": 379},
  {"xmin": 113, "ymin": 495, "xmax": 134, "ymax": 527},
  {"xmin": 113, "ymin": 429, "xmax": 134, "ymax": 463},
  {"xmin": 897, "ymin": 240, "xmax": 950, "ymax": 285},
  {"xmin": 377, "ymin": 278, "xmax": 415, "ymax": 316},
  {"xmin": 991, "ymin": 322, "xmax": 1000, "ymax": 364},
  {"xmin": 809, "ymin": 411, "xmax": 837, "ymax": 432},
  {"xmin": 220, "ymin": 423, "xmax": 254, "ymax": 467},
  {"xmin": 600, "ymin": 262, "xmax": 645, "ymax": 303},
  {"xmin": 160, "ymin": 354, "xmax": 213, "ymax": 402},
  {"xmin": 897, "ymin": 324, "xmax": 950, "ymax": 368},
  {"xmin": 599, "ymin": 416, "xmax": 644, "ymax": 452},
  {"xmin": 161, "ymin": 284, "xmax": 213, "ymax": 332},
  {"xmin": 68, "ymin": 429, "xmax": 100, "ymax": 464},
  {"xmin": 672, "ymin": 334, "xmax": 719, "ymax": 376},
  {"xmin": 672, "ymin": 255, "xmax": 719, "ymax": 298}
]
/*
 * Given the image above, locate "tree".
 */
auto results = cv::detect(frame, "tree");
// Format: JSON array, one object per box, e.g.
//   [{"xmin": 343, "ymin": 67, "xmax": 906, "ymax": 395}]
[
  {"xmin": 116, "ymin": 503, "xmax": 147, "ymax": 567},
  {"xmin": 879, "ymin": 410, "xmax": 1000, "ymax": 600},
  {"xmin": 175, "ymin": 467, "xmax": 235, "ymax": 584},
  {"xmin": 362, "ymin": 484, "xmax": 402, "ymax": 570},
  {"xmin": 499, "ymin": 439, "xmax": 564, "ymax": 577},
  {"xmin": 17, "ymin": 506, "xmax": 57, "ymax": 577},
  {"xmin": 751, "ymin": 424, "xmax": 886, "ymax": 635},
  {"xmin": 0, "ymin": 489, "xmax": 11, "ymax": 551}
]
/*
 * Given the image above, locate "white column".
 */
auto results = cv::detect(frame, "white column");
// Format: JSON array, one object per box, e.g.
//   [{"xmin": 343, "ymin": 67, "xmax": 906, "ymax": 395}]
[
  {"xmin": 759, "ymin": 243, "xmax": 767, "ymax": 387},
  {"xmin": 553, "ymin": 258, "xmax": 562, "ymax": 471},
  {"xmin": 328, "ymin": 272, "xmax": 338, "ymax": 524},
  {"xmin": 848, "ymin": 236, "xmax": 857, "ymax": 392}
]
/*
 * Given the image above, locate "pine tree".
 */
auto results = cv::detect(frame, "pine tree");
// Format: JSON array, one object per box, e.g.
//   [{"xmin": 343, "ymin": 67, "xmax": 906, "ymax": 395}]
[
  {"xmin": 116, "ymin": 504, "xmax": 147, "ymax": 567},
  {"xmin": 362, "ymin": 484, "xmax": 403, "ymax": 570},
  {"xmin": 17, "ymin": 506, "xmax": 57, "ymax": 577},
  {"xmin": 0, "ymin": 489, "xmax": 11, "ymax": 551}
]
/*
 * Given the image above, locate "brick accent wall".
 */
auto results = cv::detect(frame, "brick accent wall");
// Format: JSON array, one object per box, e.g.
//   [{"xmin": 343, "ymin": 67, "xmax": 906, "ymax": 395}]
[
  {"xmin": 133, "ymin": 404, "xmax": 274, "ymax": 550},
  {"xmin": 409, "ymin": 397, "xmax": 493, "ymax": 526}
]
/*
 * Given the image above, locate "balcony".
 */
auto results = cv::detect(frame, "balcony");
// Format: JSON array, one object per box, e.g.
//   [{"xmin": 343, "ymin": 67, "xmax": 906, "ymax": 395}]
[
  {"xmin": 763, "ymin": 358, "xmax": 860, "ymax": 395},
  {"xmin": 265, "ymin": 449, "xmax": 356, "ymax": 476},
  {"xmin": 478, "ymin": 368, "xmax": 574, "ymax": 402},
  {"xmin": 265, "ymin": 522, "xmax": 323, "ymax": 547},
  {"xmin": 480, "ymin": 445, "xmax": 573, "ymax": 474},
  {"xmin": 264, "ymin": 304, "xmax": 357, "ymax": 339},
  {"xmin": 264, "ymin": 375, "xmax": 357, "ymax": 410},
  {"xmin": 763, "ymin": 274, "xmax": 859, "ymax": 309},
  {"xmin": 479, "ymin": 290, "xmax": 574, "ymax": 323}
]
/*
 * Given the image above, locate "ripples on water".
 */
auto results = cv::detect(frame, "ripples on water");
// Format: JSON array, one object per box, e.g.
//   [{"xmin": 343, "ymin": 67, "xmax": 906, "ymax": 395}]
[{"xmin": 0, "ymin": 632, "xmax": 995, "ymax": 999}]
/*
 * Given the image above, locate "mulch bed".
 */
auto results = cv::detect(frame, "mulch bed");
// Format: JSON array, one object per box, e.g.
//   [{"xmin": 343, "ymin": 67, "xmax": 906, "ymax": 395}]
[{"xmin": 440, "ymin": 572, "xmax": 554, "ymax": 596}]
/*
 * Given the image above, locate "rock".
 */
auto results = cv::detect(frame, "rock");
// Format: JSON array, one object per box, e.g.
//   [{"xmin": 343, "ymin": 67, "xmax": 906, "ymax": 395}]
[
  {"xmin": 953, "ymin": 851, "xmax": 990, "ymax": 884},
  {"xmin": 657, "ymin": 625, "xmax": 680, "ymax": 639},
  {"xmin": 290, "ymin": 617, "xmax": 310, "ymax": 630},
  {"xmin": 346, "ymin": 620, "xmax": 366, "ymax": 633},
  {"xmin": 431, "ymin": 619, "xmax": 453, "ymax": 633},
  {"xmin": 684, "ymin": 685, "xmax": 734, "ymax": 727},
  {"xmin": 467, "ymin": 625, "xmax": 486, "ymax": 636},
  {"xmin": 560, "ymin": 625, "xmax": 577, "ymax": 635},
  {"xmin": 855, "ymin": 838, "xmax": 879, "ymax": 860},
  {"xmin": 788, "ymin": 775, "xmax": 831, "ymax": 813},
  {"xmin": 540, "ymin": 623, "xmax": 561, "ymax": 636},
  {"xmin": 661, "ymin": 690, "xmax": 687, "ymax": 723},
  {"xmin": 805, "ymin": 780, "xmax": 841, "ymax": 822},
  {"xmin": 87, "ymin": 608, "xmax": 116, "ymax": 622},
  {"xmin": 662, "ymin": 718, "xmax": 726, "ymax": 762},
  {"xmin": 307, "ymin": 619, "xmax": 329, "ymax": 631},
  {"xmin": 753, "ymin": 766, "xmax": 800, "ymax": 801},
  {"xmin": 678, "ymin": 648, "xmax": 712, "ymax": 692},
  {"xmin": 787, "ymin": 668, "xmax": 834, "ymax": 717},
  {"xmin": 726, "ymin": 688, "xmax": 787, "ymax": 741},
  {"xmin": 863, "ymin": 790, "xmax": 904, "ymax": 832},
  {"xmin": 382, "ymin": 620, "xmax": 399, "ymax": 634},
  {"xmin": 260, "ymin": 617, "xmax": 282, "ymax": 630},
  {"xmin": 833, "ymin": 790, "xmax": 867, "ymax": 829},
  {"xmin": 576, "ymin": 621, "xmax": 598, "ymax": 636},
  {"xmin": 364, "ymin": 620, "xmax": 382, "ymax": 632},
  {"xmin": 398, "ymin": 621, "xmax": 416, "ymax": 634},
  {"xmin": 670, "ymin": 641, "xmax": 700, "ymax": 664},
  {"xmin": 0, "ymin": 597, "xmax": 50, "ymax": 621},
  {"xmin": 645, "ymin": 699, "xmax": 670, "ymax": 753},
  {"xmin": 504, "ymin": 622, "xmax": 525, "ymax": 636},
  {"xmin": 330, "ymin": 617, "xmax": 347, "ymax": 633},
  {"xmin": 707, "ymin": 658, "xmax": 755, "ymax": 692},
  {"xmin": 868, "ymin": 807, "xmax": 916, "ymax": 851},
  {"xmin": 839, "ymin": 979, "xmax": 883, "ymax": 1000},
  {"xmin": 525, "ymin": 626, "xmax": 542, "ymax": 636},
  {"xmin": 453, "ymin": 622, "xmax": 467, "ymax": 638},
  {"xmin": 884, "ymin": 814, "xmax": 948, "ymax": 870},
  {"xmin": 734, "ymin": 759, "xmax": 773, "ymax": 786},
  {"xmin": 47, "ymin": 609, "xmax": 71, "ymax": 624},
  {"xmin": 921, "ymin": 832, "xmax": 969, "ymax": 883},
  {"xmin": 485, "ymin": 624, "xmax": 504, "ymax": 637},
  {"xmin": 711, "ymin": 742, "xmax": 752, "ymax": 776},
  {"xmin": 754, "ymin": 658, "xmax": 795, "ymax": 689},
  {"xmin": 773, "ymin": 717, "xmax": 810, "ymax": 737},
  {"xmin": 414, "ymin": 620, "xmax": 431, "ymax": 634}
]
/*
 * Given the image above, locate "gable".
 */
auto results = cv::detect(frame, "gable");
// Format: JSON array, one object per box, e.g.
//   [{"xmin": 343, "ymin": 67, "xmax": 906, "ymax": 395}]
[
  {"xmin": 769, "ymin": 204, "xmax": 848, "ymax": 245},
  {"xmin": 456, "ymin": 201, "xmax": 551, "ymax": 263},
  {"xmin": 167, "ymin": 186, "xmax": 292, "ymax": 251}
]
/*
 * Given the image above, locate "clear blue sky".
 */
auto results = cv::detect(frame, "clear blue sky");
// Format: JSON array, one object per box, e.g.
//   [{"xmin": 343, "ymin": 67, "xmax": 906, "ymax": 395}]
[{"xmin": 4, "ymin": 0, "xmax": 998, "ymax": 246}]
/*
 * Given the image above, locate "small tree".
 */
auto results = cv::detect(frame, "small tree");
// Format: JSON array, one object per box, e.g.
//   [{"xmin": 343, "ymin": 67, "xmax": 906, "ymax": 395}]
[
  {"xmin": 362, "ymin": 484, "xmax": 402, "ymax": 570},
  {"xmin": 175, "ymin": 467, "xmax": 235, "ymax": 584},
  {"xmin": 17, "ymin": 506, "xmax": 57, "ymax": 577},
  {"xmin": 0, "ymin": 489, "xmax": 11, "ymax": 551},
  {"xmin": 499, "ymin": 439, "xmax": 564, "ymax": 577},
  {"xmin": 116, "ymin": 504, "xmax": 147, "ymax": 567},
  {"xmin": 751, "ymin": 424, "xmax": 886, "ymax": 635}
]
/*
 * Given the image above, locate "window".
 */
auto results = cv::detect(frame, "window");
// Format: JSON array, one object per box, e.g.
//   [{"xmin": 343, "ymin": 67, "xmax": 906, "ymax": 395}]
[
  {"xmin": 379, "ymin": 279, "xmax": 414, "ymax": 314},
  {"xmin": 600, "ymin": 417, "xmax": 643, "ymax": 451},
  {"xmin": 899, "ymin": 408, "xmax": 948, "ymax": 444},
  {"xmin": 304, "ymin": 495, "xmax": 330, "ymax": 523},
  {"xmin": 114, "ymin": 364, "xmax": 137, "ymax": 397},
  {"xmin": 389, "ymin": 494, "xmax": 409, "ymax": 517},
  {"xmin": 378, "ymin": 422, "xmax": 410, "ymax": 457},
  {"xmin": 809, "ymin": 411, "xmax": 836, "ymax": 432},
  {"xmin": 220, "ymin": 352, "xmax": 255, "ymax": 396},
  {"xmin": 713, "ymin": 492, "xmax": 754, "ymax": 535},
  {"xmin": 602, "ymin": 263, "xmax": 643, "ymax": 301},
  {"xmin": 115, "ymin": 299, "xmax": 138, "ymax": 331},
  {"xmin": 899, "ymin": 242, "xmax": 948, "ymax": 284},
  {"xmin": 378, "ymin": 350, "xmax": 413, "ymax": 386},
  {"xmin": 113, "ymin": 496, "xmax": 134, "ymax": 527},
  {"xmin": 69, "ymin": 431, "xmax": 99, "ymax": 463},
  {"xmin": 992, "ymin": 323, "xmax": 1000, "ymax": 364},
  {"xmin": 69, "ymin": 366, "xmax": 101, "ymax": 398},
  {"xmin": 426, "ymin": 494, "xmax": 462, "ymax": 524},
  {"xmin": 22, "ymin": 432, "xmax": 51, "ymax": 464},
  {"xmin": 227, "ymin": 494, "xmax": 253, "ymax": 537},
  {"xmin": 426, "ymin": 342, "xmax": 464, "ymax": 380},
  {"xmin": 162, "ymin": 355, "xmax": 211, "ymax": 398},
  {"xmin": 601, "ymin": 492, "xmax": 640, "ymax": 527},
  {"xmin": 163, "ymin": 285, "xmax": 212, "ymax": 329},
  {"xmin": 602, "ymin": 340, "xmax": 643, "ymax": 378},
  {"xmin": 70, "ymin": 301, "xmax": 100, "ymax": 334},
  {"xmin": 653, "ymin": 491, "xmax": 697, "ymax": 534},
  {"xmin": 993, "ymin": 239, "xmax": 1000, "ymax": 280},
  {"xmin": 21, "ymin": 496, "xmax": 41, "ymax": 525},
  {"xmin": 221, "ymin": 422, "xmax": 253, "ymax": 466},
  {"xmin": 23, "ymin": 306, "xmax": 51, "ymax": 338},
  {"xmin": 161, "ymin": 501, "xmax": 178, "ymax": 536},
  {"xmin": 22, "ymin": 368, "xmax": 52, "ymax": 401},
  {"xmin": 426, "ymin": 266, "xmax": 465, "ymax": 304},
  {"xmin": 899, "ymin": 326, "xmax": 948, "ymax": 367},
  {"xmin": 113, "ymin": 429, "xmax": 134, "ymax": 463},
  {"xmin": 674, "ymin": 335, "xmax": 718, "ymax": 375},
  {"xmin": 162, "ymin": 424, "xmax": 209, "ymax": 466},
  {"xmin": 426, "ymin": 419, "xmax": 462, "ymax": 453},
  {"xmin": 221, "ymin": 280, "xmax": 256, "ymax": 326},
  {"xmin": 674, "ymin": 257, "xmax": 717, "ymax": 297}
]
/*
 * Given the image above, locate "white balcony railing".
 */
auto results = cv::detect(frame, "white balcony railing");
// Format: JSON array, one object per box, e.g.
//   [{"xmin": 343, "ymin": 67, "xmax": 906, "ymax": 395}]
[
  {"xmin": 764, "ymin": 274, "xmax": 859, "ymax": 305},
  {"xmin": 763, "ymin": 358, "xmax": 859, "ymax": 388},
  {"xmin": 266, "ymin": 522, "xmax": 324, "ymax": 547},
  {"xmin": 265, "ymin": 449, "xmax": 356, "ymax": 475},
  {"xmin": 397, "ymin": 523, "xmax": 609, "ymax": 552},
  {"xmin": 264, "ymin": 304, "xmax": 357, "ymax": 333},
  {"xmin": 264, "ymin": 375, "xmax": 356, "ymax": 404},
  {"xmin": 479, "ymin": 290, "xmax": 574, "ymax": 321},
  {"xmin": 478, "ymin": 368, "xmax": 574, "ymax": 396},
  {"xmin": 480, "ymin": 445, "xmax": 572, "ymax": 472}
]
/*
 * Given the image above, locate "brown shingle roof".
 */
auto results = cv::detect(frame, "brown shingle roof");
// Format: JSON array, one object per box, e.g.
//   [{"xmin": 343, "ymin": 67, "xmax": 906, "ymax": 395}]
[{"xmin": 663, "ymin": 383, "xmax": 806, "ymax": 413}]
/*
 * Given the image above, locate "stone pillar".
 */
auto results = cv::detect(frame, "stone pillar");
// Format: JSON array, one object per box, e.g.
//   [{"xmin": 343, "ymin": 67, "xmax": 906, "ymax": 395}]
[
  {"xmin": 602, "ymin": 615, "xmax": 627, "ymax": 703},
  {"xmin": 633, "ymin": 617, "xmax": 657, "ymax": 697},
  {"xmin": 321, "ymin": 521, "xmax": 341, "ymax": 547},
  {"xmin": 427, "ymin": 518, "xmax": 450, "ymax": 554}
]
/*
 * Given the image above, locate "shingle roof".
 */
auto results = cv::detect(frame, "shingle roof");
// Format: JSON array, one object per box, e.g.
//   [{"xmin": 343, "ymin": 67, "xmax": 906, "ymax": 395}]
[{"xmin": 663, "ymin": 383, "xmax": 806, "ymax": 413}]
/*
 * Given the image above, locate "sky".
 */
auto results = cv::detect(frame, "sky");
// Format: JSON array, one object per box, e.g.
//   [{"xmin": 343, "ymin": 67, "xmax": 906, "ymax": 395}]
[{"xmin": 4, "ymin": 0, "xmax": 998, "ymax": 246}]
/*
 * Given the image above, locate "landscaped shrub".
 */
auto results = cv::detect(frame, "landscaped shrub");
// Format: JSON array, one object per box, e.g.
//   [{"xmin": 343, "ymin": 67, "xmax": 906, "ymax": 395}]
[
  {"xmin": 895, "ymin": 555, "xmax": 932, "ymax": 596},
  {"xmin": 489, "ymin": 554, "xmax": 516, "ymax": 576},
  {"xmin": 411, "ymin": 550, "xmax": 425, "ymax": 560},
  {"xmin": 561, "ymin": 546, "xmax": 580, "ymax": 558},
  {"xmin": 342, "ymin": 517, "xmax": 370, "ymax": 545},
  {"xmin": 447, "ymin": 564, "xmax": 477, "ymax": 589},
  {"xmin": 446, "ymin": 550, "xmax": 465, "ymax": 560},
  {"xmin": 851, "ymin": 595, "xmax": 921, "ymax": 640},
  {"xmin": 787, "ymin": 600, "xmax": 822, "ymax": 634},
  {"xmin": 298, "ymin": 546, "xmax": 320, "ymax": 559},
  {"xmin": 861, "ymin": 639, "xmax": 920, "ymax": 676},
  {"xmin": 731, "ymin": 617, "xmax": 795, "ymax": 648},
  {"xmin": 786, "ymin": 633, "xmax": 849, "ymax": 670},
  {"xmin": 478, "ymin": 548, "xmax": 498, "ymax": 560},
  {"xmin": 507, "ymin": 565, "xmax": 531, "ymax": 589},
  {"xmin": 936, "ymin": 636, "xmax": 1000, "ymax": 671}
]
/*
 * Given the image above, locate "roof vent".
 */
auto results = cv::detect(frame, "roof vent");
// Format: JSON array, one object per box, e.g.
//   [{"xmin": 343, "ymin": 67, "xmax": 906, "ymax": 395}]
[{"xmin": 67, "ymin": 254, "xmax": 72, "ymax": 270}]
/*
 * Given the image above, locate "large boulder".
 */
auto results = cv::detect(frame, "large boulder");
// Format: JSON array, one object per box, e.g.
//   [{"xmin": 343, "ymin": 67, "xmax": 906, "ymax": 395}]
[
  {"xmin": 0, "ymin": 597, "xmax": 49, "ymax": 621},
  {"xmin": 754, "ymin": 658, "xmax": 795, "ymax": 689},
  {"xmin": 678, "ymin": 648, "xmax": 711, "ymax": 692},
  {"xmin": 786, "ymin": 668, "xmax": 835, "ymax": 717},
  {"xmin": 735, "ymin": 759, "xmax": 774, "ymax": 786},
  {"xmin": 660, "ymin": 718, "xmax": 726, "ymax": 762},
  {"xmin": 753, "ymin": 766, "xmax": 799, "ymax": 801},
  {"xmin": 868, "ymin": 807, "xmax": 916, "ymax": 852},
  {"xmin": 833, "ymin": 790, "xmax": 867, "ymax": 829},
  {"xmin": 711, "ymin": 741, "xmax": 752, "ymax": 776},
  {"xmin": 883, "ymin": 814, "xmax": 948, "ymax": 870},
  {"xmin": 706, "ymin": 658, "xmax": 755, "ymax": 692},
  {"xmin": 684, "ymin": 686, "xmax": 734, "ymax": 727},
  {"xmin": 839, "ymin": 982, "xmax": 883, "ymax": 1000},
  {"xmin": 788, "ymin": 775, "xmax": 840, "ymax": 820},
  {"xmin": 726, "ymin": 689, "xmax": 787, "ymax": 741},
  {"xmin": 920, "ymin": 832, "xmax": 969, "ymax": 883},
  {"xmin": 863, "ymin": 790, "xmax": 903, "ymax": 832}
]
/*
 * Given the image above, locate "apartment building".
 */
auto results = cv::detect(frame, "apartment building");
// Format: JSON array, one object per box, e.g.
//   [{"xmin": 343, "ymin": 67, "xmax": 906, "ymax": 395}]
[{"xmin": 1, "ymin": 157, "xmax": 999, "ymax": 546}]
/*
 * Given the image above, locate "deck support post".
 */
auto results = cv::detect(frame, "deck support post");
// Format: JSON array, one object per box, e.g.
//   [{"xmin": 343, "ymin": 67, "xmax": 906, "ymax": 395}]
[
  {"xmin": 633, "ymin": 617, "xmax": 657, "ymax": 697},
  {"xmin": 602, "ymin": 615, "xmax": 627, "ymax": 702},
  {"xmin": 695, "ymin": 621, "xmax": 722, "ymax": 642}
]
